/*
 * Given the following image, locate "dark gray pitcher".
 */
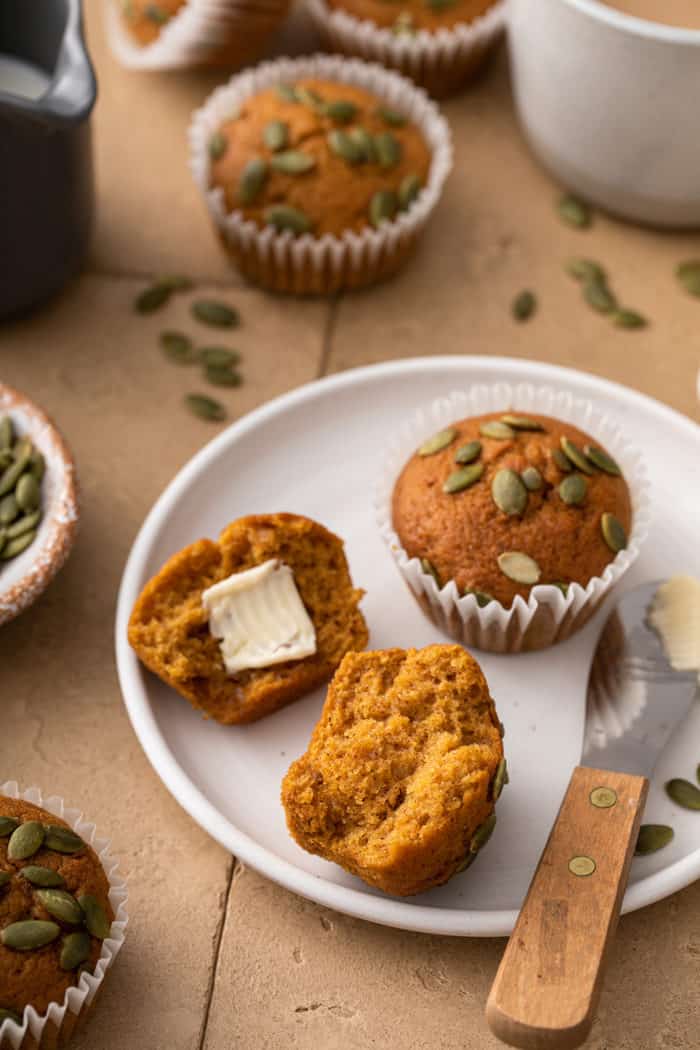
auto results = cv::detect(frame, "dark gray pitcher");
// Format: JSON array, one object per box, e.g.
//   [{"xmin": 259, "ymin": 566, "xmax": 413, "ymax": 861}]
[{"xmin": 0, "ymin": 0, "xmax": 96, "ymax": 318}]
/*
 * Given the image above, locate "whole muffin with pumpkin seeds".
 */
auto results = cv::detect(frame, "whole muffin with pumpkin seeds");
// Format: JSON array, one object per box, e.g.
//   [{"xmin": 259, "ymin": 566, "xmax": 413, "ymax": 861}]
[
  {"xmin": 391, "ymin": 412, "xmax": 632, "ymax": 608},
  {"xmin": 0, "ymin": 795, "xmax": 114, "ymax": 1022}
]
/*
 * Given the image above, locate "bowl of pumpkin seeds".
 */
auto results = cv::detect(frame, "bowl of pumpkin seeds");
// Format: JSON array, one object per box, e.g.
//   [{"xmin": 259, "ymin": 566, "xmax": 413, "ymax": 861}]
[{"xmin": 0, "ymin": 384, "xmax": 79, "ymax": 626}]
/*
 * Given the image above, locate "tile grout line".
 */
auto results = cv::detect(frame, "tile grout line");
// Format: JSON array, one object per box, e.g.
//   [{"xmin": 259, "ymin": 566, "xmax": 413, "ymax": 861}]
[
  {"xmin": 196, "ymin": 854, "xmax": 238, "ymax": 1050},
  {"xmin": 318, "ymin": 295, "xmax": 341, "ymax": 378}
]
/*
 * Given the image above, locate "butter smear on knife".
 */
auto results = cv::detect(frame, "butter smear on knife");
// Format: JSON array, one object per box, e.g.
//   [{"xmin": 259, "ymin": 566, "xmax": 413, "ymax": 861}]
[{"xmin": 648, "ymin": 576, "xmax": 700, "ymax": 683}]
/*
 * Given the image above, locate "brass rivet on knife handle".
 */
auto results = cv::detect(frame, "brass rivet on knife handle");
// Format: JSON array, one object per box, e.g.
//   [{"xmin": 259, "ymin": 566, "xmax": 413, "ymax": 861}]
[
  {"xmin": 590, "ymin": 786, "xmax": 617, "ymax": 808},
  {"xmin": 568, "ymin": 855, "xmax": 596, "ymax": 877}
]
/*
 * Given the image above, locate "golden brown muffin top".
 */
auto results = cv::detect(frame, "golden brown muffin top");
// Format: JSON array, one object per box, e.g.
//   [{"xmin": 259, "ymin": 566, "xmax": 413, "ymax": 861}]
[
  {"xmin": 208, "ymin": 79, "xmax": 432, "ymax": 238},
  {"xmin": 326, "ymin": 0, "xmax": 498, "ymax": 34},
  {"xmin": 0, "ymin": 796, "xmax": 114, "ymax": 1019},
  {"xmin": 391, "ymin": 412, "xmax": 633, "ymax": 607},
  {"xmin": 118, "ymin": 0, "xmax": 186, "ymax": 46}
]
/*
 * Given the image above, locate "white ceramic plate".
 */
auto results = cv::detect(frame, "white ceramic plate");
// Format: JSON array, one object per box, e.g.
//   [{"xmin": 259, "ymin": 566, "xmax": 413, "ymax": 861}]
[{"xmin": 115, "ymin": 357, "xmax": 700, "ymax": 937}]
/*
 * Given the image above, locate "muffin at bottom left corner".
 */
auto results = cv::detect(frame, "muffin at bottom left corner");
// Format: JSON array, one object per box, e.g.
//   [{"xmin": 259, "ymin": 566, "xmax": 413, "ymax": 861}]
[{"xmin": 0, "ymin": 787, "xmax": 126, "ymax": 1050}]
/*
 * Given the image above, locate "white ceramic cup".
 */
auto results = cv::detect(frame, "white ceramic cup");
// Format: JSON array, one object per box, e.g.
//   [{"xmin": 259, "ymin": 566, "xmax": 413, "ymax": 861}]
[{"xmin": 508, "ymin": 0, "xmax": 700, "ymax": 228}]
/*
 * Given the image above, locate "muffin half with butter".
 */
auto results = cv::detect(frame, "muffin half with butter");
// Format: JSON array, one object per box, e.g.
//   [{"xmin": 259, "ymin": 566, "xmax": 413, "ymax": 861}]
[
  {"xmin": 128, "ymin": 513, "xmax": 369, "ymax": 724},
  {"xmin": 189, "ymin": 56, "xmax": 453, "ymax": 294}
]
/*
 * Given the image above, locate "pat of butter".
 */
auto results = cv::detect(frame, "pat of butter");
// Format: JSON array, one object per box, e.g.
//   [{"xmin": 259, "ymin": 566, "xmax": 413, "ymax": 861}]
[
  {"xmin": 648, "ymin": 576, "xmax": 700, "ymax": 683},
  {"xmin": 202, "ymin": 559, "xmax": 317, "ymax": 675}
]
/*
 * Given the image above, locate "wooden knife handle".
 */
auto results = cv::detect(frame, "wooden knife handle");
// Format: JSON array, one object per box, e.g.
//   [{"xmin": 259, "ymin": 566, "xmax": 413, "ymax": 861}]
[{"xmin": 486, "ymin": 765, "xmax": 648, "ymax": 1050}]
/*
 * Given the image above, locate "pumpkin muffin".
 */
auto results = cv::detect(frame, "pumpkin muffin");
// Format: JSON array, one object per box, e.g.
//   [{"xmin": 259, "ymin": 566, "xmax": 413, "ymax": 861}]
[
  {"xmin": 326, "ymin": 0, "xmax": 499, "ymax": 35},
  {"xmin": 282, "ymin": 645, "xmax": 506, "ymax": 896},
  {"xmin": 118, "ymin": 0, "xmax": 186, "ymax": 46},
  {"xmin": 0, "ymin": 796, "xmax": 114, "ymax": 1024},
  {"xmin": 392, "ymin": 412, "xmax": 632, "ymax": 608},
  {"xmin": 128, "ymin": 513, "xmax": 369, "ymax": 725}
]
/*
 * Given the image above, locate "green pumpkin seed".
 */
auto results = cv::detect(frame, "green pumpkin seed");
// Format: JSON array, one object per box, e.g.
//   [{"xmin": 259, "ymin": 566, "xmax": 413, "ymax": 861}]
[
  {"xmin": 19, "ymin": 866, "xmax": 65, "ymax": 888},
  {"xmin": 1, "ymin": 527, "xmax": 41, "ymax": 560},
  {"xmin": 492, "ymin": 469, "xmax": 528, "ymax": 516},
  {"xmin": 420, "ymin": 558, "xmax": 441, "ymax": 587},
  {"xmin": 60, "ymin": 930, "xmax": 91, "ymax": 971},
  {"xmin": 665, "ymin": 779, "xmax": 700, "ymax": 810},
  {"xmin": 158, "ymin": 274, "xmax": 194, "ymax": 293},
  {"xmin": 418, "ymin": 427, "xmax": 457, "ymax": 456},
  {"xmin": 584, "ymin": 445, "xmax": 621, "ymax": 476},
  {"xmin": 676, "ymin": 260, "xmax": 700, "ymax": 298},
  {"xmin": 521, "ymin": 467, "xmax": 542, "ymax": 491},
  {"xmin": 270, "ymin": 150, "xmax": 316, "ymax": 175},
  {"xmin": 374, "ymin": 132, "xmax": 402, "ymax": 169},
  {"xmin": 205, "ymin": 364, "xmax": 242, "ymax": 388},
  {"xmin": 208, "ymin": 132, "xmax": 227, "ymax": 161},
  {"xmin": 160, "ymin": 331, "xmax": 197, "ymax": 364},
  {"xmin": 635, "ymin": 824, "xmax": 674, "ymax": 856},
  {"xmin": 398, "ymin": 173, "xmax": 421, "ymax": 211},
  {"xmin": 327, "ymin": 129, "xmax": 364, "ymax": 164},
  {"xmin": 296, "ymin": 86, "xmax": 324, "ymax": 111},
  {"xmin": 0, "ymin": 449, "xmax": 12, "ymax": 470},
  {"xmin": 584, "ymin": 278, "xmax": 617, "ymax": 314},
  {"xmin": 0, "ymin": 527, "xmax": 6, "ymax": 554},
  {"xmin": 133, "ymin": 283, "xmax": 171, "ymax": 314},
  {"xmin": 427, "ymin": 0, "xmax": 457, "ymax": 9},
  {"xmin": 566, "ymin": 258, "xmax": 606, "ymax": 283},
  {"xmin": 552, "ymin": 581, "xmax": 569, "ymax": 596},
  {"xmin": 263, "ymin": 120, "xmax": 289, "ymax": 152},
  {"xmin": 185, "ymin": 394, "xmax": 226, "ymax": 422},
  {"xmin": 377, "ymin": 106, "xmax": 407, "ymax": 127},
  {"xmin": 0, "ymin": 817, "xmax": 19, "ymax": 837},
  {"xmin": 36, "ymin": 888, "xmax": 83, "ymax": 925},
  {"xmin": 0, "ymin": 448, "xmax": 31, "ymax": 497},
  {"xmin": 145, "ymin": 4, "xmax": 168, "ymax": 23},
  {"xmin": 15, "ymin": 473, "xmax": 39, "ymax": 512},
  {"xmin": 480, "ymin": 420, "xmax": 514, "ymax": 441},
  {"xmin": 276, "ymin": 83, "xmax": 299, "ymax": 103},
  {"xmin": 7, "ymin": 821, "xmax": 45, "ymax": 861},
  {"xmin": 696, "ymin": 763, "xmax": 700, "ymax": 785},
  {"xmin": 613, "ymin": 309, "xmax": 647, "ymax": 329},
  {"xmin": 264, "ymin": 204, "xmax": 313, "ymax": 235},
  {"xmin": 443, "ymin": 462, "xmax": 484, "ymax": 494},
  {"xmin": 557, "ymin": 193, "xmax": 591, "ymax": 228},
  {"xmin": 501, "ymin": 415, "xmax": 544, "ymax": 431},
  {"xmin": 43, "ymin": 825, "xmax": 85, "ymax": 854},
  {"xmin": 0, "ymin": 417, "xmax": 13, "ymax": 448},
  {"xmin": 323, "ymin": 100, "xmax": 358, "ymax": 123},
  {"xmin": 492, "ymin": 758, "xmax": 508, "ymax": 801},
  {"xmin": 0, "ymin": 1007, "xmax": 22, "ymax": 1024},
  {"xmin": 2, "ymin": 920, "xmax": 60, "ymax": 950},
  {"xmin": 0, "ymin": 871, "xmax": 10, "ymax": 888},
  {"xmin": 512, "ymin": 290, "xmax": 536, "ymax": 322},
  {"xmin": 199, "ymin": 347, "xmax": 241, "ymax": 367},
  {"xmin": 6, "ymin": 511, "xmax": 41, "ymax": 540},
  {"xmin": 369, "ymin": 190, "xmax": 398, "ymax": 228},
  {"xmin": 560, "ymin": 436, "xmax": 594, "ymax": 474},
  {"xmin": 238, "ymin": 157, "xmax": 268, "ymax": 205},
  {"xmin": 455, "ymin": 851, "xmax": 477, "ymax": 874},
  {"xmin": 192, "ymin": 300, "xmax": 239, "ymax": 328},
  {"xmin": 601, "ymin": 512, "xmax": 627, "ymax": 553},
  {"xmin": 469, "ymin": 812, "xmax": 497, "ymax": 853},
  {"xmin": 463, "ymin": 589, "xmax": 494, "ymax": 607},
  {"xmin": 77, "ymin": 894, "xmax": 111, "ymax": 939},
  {"xmin": 0, "ymin": 494, "xmax": 18, "ymax": 525},
  {"xmin": 559, "ymin": 473, "xmax": 588, "ymax": 506},
  {"xmin": 552, "ymin": 447, "xmax": 572, "ymax": 472},
  {"xmin": 454, "ymin": 440, "xmax": 481, "ymax": 465},
  {"xmin": 498, "ymin": 551, "xmax": 541, "ymax": 585},
  {"xmin": 393, "ymin": 11, "xmax": 416, "ymax": 33},
  {"xmin": 347, "ymin": 127, "xmax": 377, "ymax": 163}
]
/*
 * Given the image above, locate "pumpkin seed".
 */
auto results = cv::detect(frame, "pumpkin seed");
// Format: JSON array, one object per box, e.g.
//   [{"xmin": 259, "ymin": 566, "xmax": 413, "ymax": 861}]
[
  {"xmin": 43, "ymin": 825, "xmax": 85, "ymax": 854},
  {"xmin": 15, "ymin": 473, "xmax": 39, "ymax": 512},
  {"xmin": 454, "ymin": 440, "xmax": 481, "ymax": 464},
  {"xmin": 497, "ymin": 551, "xmax": 541, "ymax": 585},
  {"xmin": 512, "ymin": 290, "xmax": 536, "ymax": 322},
  {"xmin": 635, "ymin": 824, "xmax": 674, "ymax": 856},
  {"xmin": 263, "ymin": 120, "xmax": 289, "ymax": 152},
  {"xmin": 665, "ymin": 778, "xmax": 700, "ymax": 810},
  {"xmin": 276, "ymin": 83, "xmax": 298, "ymax": 103},
  {"xmin": 296, "ymin": 86, "xmax": 324, "ymax": 111},
  {"xmin": 208, "ymin": 132, "xmax": 227, "ymax": 161},
  {"xmin": 0, "ymin": 872, "xmax": 10, "ymax": 887},
  {"xmin": 501, "ymin": 414, "xmax": 543, "ymax": 431},
  {"xmin": 0, "ymin": 1007, "xmax": 22, "ymax": 1024},
  {"xmin": 559, "ymin": 473, "xmax": 587, "ymax": 506},
  {"xmin": 36, "ymin": 888, "xmax": 84, "ymax": 925},
  {"xmin": 469, "ymin": 812, "xmax": 497, "ymax": 853},
  {"xmin": 418, "ymin": 427, "xmax": 457, "ymax": 456},
  {"xmin": 145, "ymin": 4, "xmax": 168, "ymax": 23},
  {"xmin": 0, "ymin": 448, "xmax": 31, "ymax": 497},
  {"xmin": 676, "ymin": 260, "xmax": 700, "ymax": 298},
  {"xmin": 492, "ymin": 758, "xmax": 508, "ymax": 801},
  {"xmin": 160, "ymin": 331, "xmax": 197, "ymax": 364},
  {"xmin": 492, "ymin": 469, "xmax": 528, "ymax": 516},
  {"xmin": 601, "ymin": 512, "xmax": 627, "ymax": 553},
  {"xmin": 455, "ymin": 851, "xmax": 477, "ymax": 874},
  {"xmin": 584, "ymin": 444, "xmax": 621, "ymax": 476},
  {"xmin": 1, "ymin": 920, "xmax": 60, "ymax": 950},
  {"xmin": 19, "ymin": 866, "xmax": 65, "ymax": 888},
  {"xmin": 560, "ymin": 436, "xmax": 594, "ymax": 474},
  {"xmin": 192, "ymin": 300, "xmax": 239, "ymax": 328},
  {"xmin": 463, "ymin": 589, "xmax": 494, "ymax": 607},
  {"xmin": 158, "ymin": 274, "xmax": 193, "ymax": 292},
  {"xmin": 420, "ymin": 558, "xmax": 441, "ymax": 587},
  {"xmin": 566, "ymin": 258, "xmax": 606, "ymax": 283},
  {"xmin": 0, "ymin": 417, "xmax": 13, "ymax": 448},
  {"xmin": 327, "ymin": 129, "xmax": 364, "ymax": 165},
  {"xmin": 443, "ymin": 462, "xmax": 484, "ymax": 494},
  {"xmin": 552, "ymin": 447, "xmax": 572, "ymax": 472},
  {"xmin": 427, "ymin": 0, "xmax": 457, "ymax": 9},
  {"xmin": 185, "ymin": 394, "xmax": 226, "ymax": 422},
  {"xmin": 134, "ymin": 282, "xmax": 171, "ymax": 314},
  {"xmin": 6, "ymin": 511, "xmax": 41, "ymax": 540},
  {"xmin": 583, "ymin": 278, "xmax": 617, "ymax": 314},
  {"xmin": 557, "ymin": 193, "xmax": 591, "ymax": 228},
  {"xmin": 199, "ymin": 347, "xmax": 241, "ymax": 367},
  {"xmin": 0, "ymin": 817, "xmax": 19, "ymax": 837},
  {"xmin": 60, "ymin": 930, "xmax": 91, "ymax": 971},
  {"xmin": 613, "ymin": 309, "xmax": 647, "ymax": 329},
  {"xmin": 369, "ymin": 190, "xmax": 398, "ymax": 228},
  {"xmin": 0, "ymin": 494, "xmax": 18, "ymax": 524},
  {"xmin": 375, "ymin": 132, "xmax": 402, "ymax": 169},
  {"xmin": 270, "ymin": 150, "xmax": 316, "ymax": 175},
  {"xmin": 205, "ymin": 364, "xmax": 242, "ymax": 388},
  {"xmin": 264, "ymin": 204, "xmax": 312, "ymax": 235},
  {"xmin": 238, "ymin": 157, "xmax": 268, "ymax": 205},
  {"xmin": 480, "ymin": 420, "xmax": 514, "ymax": 440},
  {"xmin": 77, "ymin": 894, "xmax": 111, "ymax": 939},
  {"xmin": 347, "ymin": 127, "xmax": 377, "ymax": 163},
  {"xmin": 323, "ymin": 100, "xmax": 358, "ymax": 123},
  {"xmin": 521, "ymin": 466, "xmax": 542, "ymax": 491},
  {"xmin": 398, "ymin": 173, "xmax": 421, "ymax": 211},
  {"xmin": 7, "ymin": 821, "xmax": 45, "ymax": 861},
  {"xmin": 0, "ymin": 450, "xmax": 12, "ymax": 470},
  {"xmin": 377, "ymin": 106, "xmax": 407, "ymax": 127}
]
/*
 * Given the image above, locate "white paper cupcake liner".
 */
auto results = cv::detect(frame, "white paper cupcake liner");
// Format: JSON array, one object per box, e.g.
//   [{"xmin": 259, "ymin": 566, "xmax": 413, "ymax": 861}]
[
  {"xmin": 104, "ymin": 0, "xmax": 291, "ymax": 71},
  {"xmin": 0, "ymin": 783, "xmax": 128, "ymax": 1050},
  {"xmin": 305, "ymin": 0, "xmax": 508, "ymax": 98},
  {"xmin": 189, "ymin": 54, "xmax": 453, "ymax": 294},
  {"xmin": 375, "ymin": 383, "xmax": 651, "ymax": 653}
]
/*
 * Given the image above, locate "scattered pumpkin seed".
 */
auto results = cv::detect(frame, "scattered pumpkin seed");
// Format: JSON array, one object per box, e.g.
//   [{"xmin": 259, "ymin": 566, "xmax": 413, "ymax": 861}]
[
  {"xmin": 0, "ymin": 1007, "xmax": 22, "ymax": 1024},
  {"xmin": 276, "ymin": 83, "xmax": 299, "ymax": 103},
  {"xmin": 492, "ymin": 758, "xmax": 508, "ymax": 801},
  {"xmin": 7, "ymin": 821, "xmax": 45, "ymax": 861},
  {"xmin": 443, "ymin": 462, "xmax": 484, "ymax": 494},
  {"xmin": 492, "ymin": 469, "xmax": 528, "ymax": 516},
  {"xmin": 521, "ymin": 466, "xmax": 542, "ymax": 491},
  {"xmin": 327, "ymin": 129, "xmax": 364, "ymax": 164},
  {"xmin": 238, "ymin": 157, "xmax": 268, "ymax": 205},
  {"xmin": 347, "ymin": 127, "xmax": 377, "ymax": 163},
  {"xmin": 0, "ymin": 417, "xmax": 13, "ymax": 448},
  {"xmin": 208, "ymin": 132, "xmax": 227, "ymax": 161},
  {"xmin": 480, "ymin": 420, "xmax": 514, "ymax": 440},
  {"xmin": 463, "ymin": 589, "xmax": 494, "ymax": 607},
  {"xmin": 512, "ymin": 289, "xmax": 536, "ymax": 322},
  {"xmin": 185, "ymin": 394, "xmax": 227, "ymax": 422},
  {"xmin": 43, "ymin": 825, "xmax": 85, "ymax": 854},
  {"xmin": 60, "ymin": 930, "xmax": 91, "ymax": 972},
  {"xmin": 454, "ymin": 440, "xmax": 481, "ymax": 465},
  {"xmin": 552, "ymin": 447, "xmax": 572, "ymax": 472},
  {"xmin": 583, "ymin": 278, "xmax": 617, "ymax": 314},
  {"xmin": 264, "ymin": 204, "xmax": 312, "ymax": 235},
  {"xmin": 369, "ymin": 190, "xmax": 398, "ymax": 228},
  {"xmin": 6, "ymin": 512, "xmax": 41, "ymax": 540},
  {"xmin": 469, "ymin": 812, "xmax": 497, "ymax": 853},
  {"xmin": 270, "ymin": 150, "xmax": 316, "ymax": 175},
  {"xmin": 375, "ymin": 132, "xmax": 402, "ymax": 169},
  {"xmin": 497, "ymin": 551, "xmax": 541, "ymax": 585},
  {"xmin": 158, "ymin": 274, "xmax": 193, "ymax": 292},
  {"xmin": 199, "ymin": 347, "xmax": 241, "ymax": 367},
  {"xmin": 0, "ymin": 872, "xmax": 10, "ymax": 888},
  {"xmin": 665, "ymin": 778, "xmax": 700, "ymax": 810},
  {"xmin": 559, "ymin": 473, "xmax": 588, "ymax": 506},
  {"xmin": 557, "ymin": 193, "xmax": 591, "ymax": 228},
  {"xmin": 635, "ymin": 824, "xmax": 674, "ymax": 856},
  {"xmin": 676, "ymin": 260, "xmax": 700, "ymax": 298},
  {"xmin": 36, "ymin": 888, "xmax": 84, "ymax": 925},
  {"xmin": 160, "ymin": 331, "xmax": 197, "ymax": 364},
  {"xmin": 613, "ymin": 309, "xmax": 647, "ymax": 329},
  {"xmin": 19, "ymin": 866, "xmax": 65, "ymax": 888},
  {"xmin": 601, "ymin": 512, "xmax": 627, "ymax": 553},
  {"xmin": 0, "ymin": 494, "xmax": 18, "ymax": 524},
  {"xmin": 1, "ymin": 920, "xmax": 60, "ymax": 951},
  {"xmin": 205, "ymin": 364, "xmax": 242, "ymax": 388},
  {"xmin": 263, "ymin": 120, "xmax": 289, "ymax": 152},
  {"xmin": 0, "ymin": 817, "xmax": 19, "ymax": 837},
  {"xmin": 398, "ymin": 173, "xmax": 421, "ymax": 211},
  {"xmin": 145, "ymin": 4, "xmax": 168, "ymax": 23},
  {"xmin": 192, "ymin": 300, "xmax": 239, "ymax": 328},
  {"xmin": 501, "ymin": 414, "xmax": 543, "ymax": 431},
  {"xmin": 420, "ymin": 558, "xmax": 441, "ymax": 587},
  {"xmin": 323, "ymin": 99, "xmax": 358, "ymax": 123},
  {"xmin": 566, "ymin": 258, "xmax": 606, "ymax": 283},
  {"xmin": 560, "ymin": 436, "xmax": 594, "ymax": 474},
  {"xmin": 133, "ymin": 282, "xmax": 171, "ymax": 314},
  {"xmin": 584, "ymin": 444, "xmax": 621, "ymax": 476},
  {"xmin": 418, "ymin": 427, "xmax": 457, "ymax": 456},
  {"xmin": 15, "ymin": 473, "xmax": 39, "ymax": 512},
  {"xmin": 77, "ymin": 894, "xmax": 112, "ymax": 939}
]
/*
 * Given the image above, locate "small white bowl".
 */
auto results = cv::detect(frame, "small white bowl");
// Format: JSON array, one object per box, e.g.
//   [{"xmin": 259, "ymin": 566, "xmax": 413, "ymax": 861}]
[
  {"xmin": 0, "ymin": 383, "xmax": 79, "ymax": 625},
  {"xmin": 508, "ymin": 0, "xmax": 700, "ymax": 228}
]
